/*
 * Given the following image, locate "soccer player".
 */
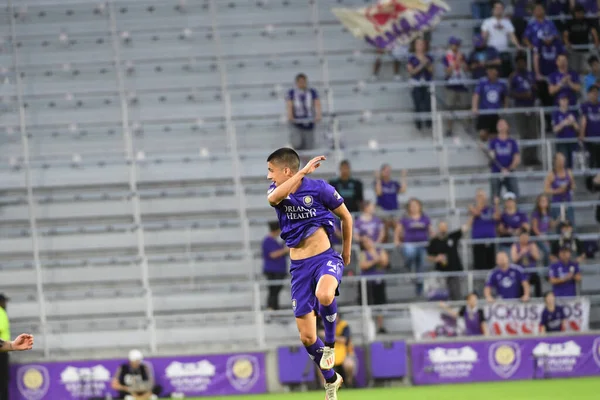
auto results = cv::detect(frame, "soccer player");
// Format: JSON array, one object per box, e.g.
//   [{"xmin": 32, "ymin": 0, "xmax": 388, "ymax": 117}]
[
  {"xmin": 267, "ymin": 148, "xmax": 352, "ymax": 400},
  {"xmin": 0, "ymin": 333, "xmax": 34, "ymax": 352}
]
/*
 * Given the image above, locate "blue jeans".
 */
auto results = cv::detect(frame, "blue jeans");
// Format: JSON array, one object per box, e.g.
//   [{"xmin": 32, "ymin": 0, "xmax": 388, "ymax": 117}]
[
  {"xmin": 402, "ymin": 243, "xmax": 427, "ymax": 296},
  {"xmin": 556, "ymin": 142, "xmax": 578, "ymax": 169},
  {"xmin": 551, "ymin": 203, "xmax": 575, "ymax": 227},
  {"xmin": 490, "ymin": 176, "xmax": 519, "ymax": 199}
]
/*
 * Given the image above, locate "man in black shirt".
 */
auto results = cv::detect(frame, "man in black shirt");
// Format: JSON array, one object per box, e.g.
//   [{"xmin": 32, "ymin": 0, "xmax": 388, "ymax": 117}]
[
  {"xmin": 427, "ymin": 221, "xmax": 470, "ymax": 300},
  {"xmin": 550, "ymin": 220, "xmax": 585, "ymax": 263},
  {"xmin": 563, "ymin": 5, "xmax": 600, "ymax": 73},
  {"xmin": 111, "ymin": 350, "xmax": 160, "ymax": 400},
  {"xmin": 329, "ymin": 160, "xmax": 364, "ymax": 213}
]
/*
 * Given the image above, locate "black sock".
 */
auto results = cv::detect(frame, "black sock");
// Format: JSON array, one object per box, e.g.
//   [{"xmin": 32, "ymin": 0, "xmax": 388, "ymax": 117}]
[
  {"xmin": 324, "ymin": 341, "xmax": 335, "ymax": 348},
  {"xmin": 325, "ymin": 374, "xmax": 338, "ymax": 384}
]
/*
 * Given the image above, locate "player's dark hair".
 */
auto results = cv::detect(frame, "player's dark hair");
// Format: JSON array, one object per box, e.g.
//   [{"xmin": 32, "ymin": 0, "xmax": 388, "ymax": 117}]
[
  {"xmin": 339, "ymin": 159, "xmax": 350, "ymax": 168},
  {"xmin": 295, "ymin": 73, "xmax": 307, "ymax": 82},
  {"xmin": 268, "ymin": 221, "xmax": 280, "ymax": 232},
  {"xmin": 267, "ymin": 147, "xmax": 300, "ymax": 172}
]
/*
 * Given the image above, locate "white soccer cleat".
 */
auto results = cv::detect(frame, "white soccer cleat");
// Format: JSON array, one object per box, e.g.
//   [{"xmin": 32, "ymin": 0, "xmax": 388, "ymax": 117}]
[
  {"xmin": 324, "ymin": 372, "xmax": 343, "ymax": 400},
  {"xmin": 320, "ymin": 346, "xmax": 335, "ymax": 370}
]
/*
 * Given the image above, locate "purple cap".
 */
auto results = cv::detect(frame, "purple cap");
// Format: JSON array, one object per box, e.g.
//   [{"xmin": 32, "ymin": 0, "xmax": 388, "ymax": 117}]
[
  {"xmin": 473, "ymin": 34, "xmax": 485, "ymax": 48},
  {"xmin": 448, "ymin": 36, "xmax": 461, "ymax": 46}
]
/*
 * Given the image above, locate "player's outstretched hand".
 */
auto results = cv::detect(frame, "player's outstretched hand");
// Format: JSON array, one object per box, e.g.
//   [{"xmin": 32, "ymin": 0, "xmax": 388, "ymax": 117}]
[
  {"xmin": 300, "ymin": 155, "xmax": 326, "ymax": 175},
  {"xmin": 11, "ymin": 334, "xmax": 34, "ymax": 351}
]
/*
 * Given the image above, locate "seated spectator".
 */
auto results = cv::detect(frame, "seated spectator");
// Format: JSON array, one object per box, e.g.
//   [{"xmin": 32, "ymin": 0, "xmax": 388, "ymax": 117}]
[
  {"xmin": 357, "ymin": 236, "xmax": 390, "ymax": 333},
  {"xmin": 468, "ymin": 34, "xmax": 501, "ymax": 80},
  {"xmin": 111, "ymin": 350, "xmax": 160, "ymax": 400},
  {"xmin": 579, "ymin": 84, "xmax": 600, "ymax": 169},
  {"xmin": 317, "ymin": 314, "xmax": 356, "ymax": 388},
  {"xmin": 372, "ymin": 45, "xmax": 404, "ymax": 81},
  {"xmin": 546, "ymin": 0, "xmax": 570, "ymax": 32},
  {"xmin": 484, "ymin": 251, "xmax": 530, "ymax": 301},
  {"xmin": 539, "ymin": 291, "xmax": 566, "ymax": 333},
  {"xmin": 523, "ymin": 3, "xmax": 560, "ymax": 47},
  {"xmin": 439, "ymin": 292, "xmax": 489, "ymax": 336},
  {"xmin": 473, "ymin": 66, "xmax": 509, "ymax": 141},
  {"xmin": 544, "ymin": 152, "xmax": 576, "ymax": 224},
  {"xmin": 394, "ymin": 198, "xmax": 433, "ymax": 297},
  {"xmin": 442, "ymin": 36, "xmax": 471, "ymax": 137},
  {"xmin": 552, "ymin": 93, "xmax": 580, "ymax": 168},
  {"xmin": 531, "ymin": 194, "xmax": 556, "ymax": 266},
  {"xmin": 488, "ymin": 119, "xmax": 520, "ymax": 197},
  {"xmin": 469, "ymin": 189, "xmax": 501, "ymax": 270},
  {"xmin": 481, "ymin": 1, "xmax": 522, "ymax": 77},
  {"xmin": 286, "ymin": 73, "xmax": 321, "ymax": 150},
  {"xmin": 407, "ymin": 38, "xmax": 434, "ymax": 131},
  {"xmin": 511, "ymin": 229, "xmax": 542, "ymax": 297},
  {"xmin": 548, "ymin": 54, "xmax": 582, "ymax": 106},
  {"xmin": 498, "ymin": 192, "xmax": 529, "ymax": 251},
  {"xmin": 472, "ymin": 0, "xmax": 493, "ymax": 21},
  {"xmin": 550, "ymin": 220, "xmax": 585, "ymax": 262},
  {"xmin": 583, "ymin": 55, "xmax": 600, "ymax": 95},
  {"xmin": 355, "ymin": 201, "xmax": 384, "ymax": 243},
  {"xmin": 375, "ymin": 165, "xmax": 407, "ymax": 240},
  {"xmin": 548, "ymin": 246, "xmax": 581, "ymax": 297},
  {"xmin": 534, "ymin": 27, "xmax": 566, "ymax": 121},
  {"xmin": 262, "ymin": 221, "xmax": 289, "ymax": 311},
  {"xmin": 562, "ymin": 4, "xmax": 599, "ymax": 74},
  {"xmin": 329, "ymin": 160, "xmax": 364, "ymax": 213}
]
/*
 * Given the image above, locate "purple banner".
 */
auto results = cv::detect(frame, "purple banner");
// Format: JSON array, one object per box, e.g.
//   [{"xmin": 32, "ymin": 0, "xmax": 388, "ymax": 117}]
[
  {"xmin": 10, "ymin": 352, "xmax": 266, "ymax": 400},
  {"xmin": 411, "ymin": 335, "xmax": 600, "ymax": 385}
]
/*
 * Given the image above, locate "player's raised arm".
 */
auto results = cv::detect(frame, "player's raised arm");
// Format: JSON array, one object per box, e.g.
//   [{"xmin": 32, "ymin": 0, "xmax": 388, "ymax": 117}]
[{"xmin": 267, "ymin": 154, "xmax": 326, "ymax": 206}]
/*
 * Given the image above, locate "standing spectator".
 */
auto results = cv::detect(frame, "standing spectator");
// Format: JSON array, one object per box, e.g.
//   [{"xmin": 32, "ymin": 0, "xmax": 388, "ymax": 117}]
[
  {"xmin": 550, "ymin": 220, "xmax": 585, "ymax": 262},
  {"xmin": 354, "ymin": 201, "xmax": 384, "ymax": 243},
  {"xmin": 579, "ymin": 84, "xmax": 600, "ymax": 168},
  {"xmin": 394, "ymin": 198, "xmax": 433, "ymax": 296},
  {"xmin": 0, "ymin": 294, "xmax": 9, "ymax": 400},
  {"xmin": 329, "ymin": 160, "xmax": 364, "ymax": 213},
  {"xmin": 285, "ymin": 73, "xmax": 321, "ymax": 150},
  {"xmin": 440, "ymin": 292, "xmax": 489, "ymax": 336},
  {"xmin": 524, "ymin": 3, "xmax": 560, "ymax": 47},
  {"xmin": 563, "ymin": 4, "xmax": 600, "ymax": 74},
  {"xmin": 484, "ymin": 252, "xmax": 531, "ymax": 301},
  {"xmin": 488, "ymin": 119, "xmax": 520, "ymax": 197},
  {"xmin": 481, "ymin": 1, "xmax": 522, "ymax": 77},
  {"xmin": 539, "ymin": 291, "xmax": 566, "ymax": 332},
  {"xmin": 544, "ymin": 152, "xmax": 576, "ymax": 224},
  {"xmin": 427, "ymin": 221, "xmax": 471, "ymax": 301},
  {"xmin": 510, "ymin": 229, "xmax": 542, "ymax": 297},
  {"xmin": 473, "ymin": 66, "xmax": 509, "ymax": 141},
  {"xmin": 442, "ymin": 36, "xmax": 471, "ymax": 137},
  {"xmin": 498, "ymin": 192, "xmax": 529, "ymax": 251},
  {"xmin": 511, "ymin": 0, "xmax": 533, "ymax": 40},
  {"xmin": 509, "ymin": 52, "xmax": 539, "ymax": 166},
  {"xmin": 552, "ymin": 93, "xmax": 581, "ymax": 168},
  {"xmin": 375, "ymin": 166, "xmax": 407, "ymax": 239},
  {"xmin": 548, "ymin": 54, "xmax": 582, "ymax": 106},
  {"xmin": 357, "ymin": 236, "xmax": 390, "ymax": 334},
  {"xmin": 583, "ymin": 55, "xmax": 600, "ymax": 95},
  {"xmin": 111, "ymin": 350, "xmax": 160, "ymax": 400},
  {"xmin": 407, "ymin": 38, "xmax": 434, "ymax": 131},
  {"xmin": 531, "ymin": 194, "xmax": 556, "ymax": 265},
  {"xmin": 548, "ymin": 246, "xmax": 581, "ymax": 297},
  {"xmin": 262, "ymin": 221, "xmax": 289, "ymax": 310},
  {"xmin": 468, "ymin": 34, "xmax": 502, "ymax": 80},
  {"xmin": 469, "ymin": 190, "xmax": 501, "ymax": 270},
  {"xmin": 534, "ymin": 27, "xmax": 566, "ymax": 123}
]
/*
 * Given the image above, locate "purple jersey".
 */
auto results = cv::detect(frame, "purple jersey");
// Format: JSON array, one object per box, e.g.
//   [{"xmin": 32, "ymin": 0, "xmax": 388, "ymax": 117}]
[
  {"xmin": 535, "ymin": 39, "xmax": 565, "ymax": 77},
  {"xmin": 580, "ymin": 101, "xmax": 600, "ymax": 137},
  {"xmin": 549, "ymin": 261, "xmax": 580, "ymax": 297},
  {"xmin": 551, "ymin": 172, "xmax": 572, "ymax": 203},
  {"xmin": 408, "ymin": 54, "xmax": 434, "ymax": 81},
  {"xmin": 376, "ymin": 180, "xmax": 401, "ymax": 211},
  {"xmin": 501, "ymin": 210, "xmax": 528, "ymax": 230},
  {"xmin": 468, "ymin": 47, "xmax": 500, "ymax": 80},
  {"xmin": 472, "ymin": 206, "xmax": 497, "ymax": 239},
  {"xmin": 540, "ymin": 306, "xmax": 565, "ymax": 332},
  {"xmin": 355, "ymin": 215, "xmax": 384, "ymax": 242},
  {"xmin": 262, "ymin": 236, "xmax": 287, "ymax": 274},
  {"xmin": 525, "ymin": 18, "xmax": 559, "ymax": 46},
  {"xmin": 548, "ymin": 70, "xmax": 580, "ymax": 106},
  {"xmin": 360, "ymin": 249, "xmax": 386, "ymax": 275},
  {"xmin": 514, "ymin": 243, "xmax": 537, "ymax": 278},
  {"xmin": 475, "ymin": 78, "xmax": 507, "ymax": 110},
  {"xmin": 510, "ymin": 70, "xmax": 536, "ymax": 107},
  {"xmin": 552, "ymin": 109, "xmax": 579, "ymax": 138},
  {"xmin": 459, "ymin": 306, "xmax": 485, "ymax": 336},
  {"xmin": 489, "ymin": 137, "xmax": 519, "ymax": 172},
  {"xmin": 270, "ymin": 178, "xmax": 343, "ymax": 248},
  {"xmin": 485, "ymin": 264, "xmax": 526, "ymax": 299},
  {"xmin": 286, "ymin": 88, "xmax": 319, "ymax": 129},
  {"xmin": 531, "ymin": 210, "xmax": 551, "ymax": 234},
  {"xmin": 400, "ymin": 214, "xmax": 431, "ymax": 243}
]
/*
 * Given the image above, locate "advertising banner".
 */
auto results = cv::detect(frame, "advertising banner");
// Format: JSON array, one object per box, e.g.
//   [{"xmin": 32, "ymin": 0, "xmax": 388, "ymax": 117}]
[{"xmin": 10, "ymin": 352, "xmax": 266, "ymax": 400}]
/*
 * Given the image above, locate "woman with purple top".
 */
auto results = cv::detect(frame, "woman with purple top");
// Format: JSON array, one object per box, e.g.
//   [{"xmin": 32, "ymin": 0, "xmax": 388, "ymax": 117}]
[
  {"xmin": 375, "ymin": 165, "xmax": 407, "ymax": 240},
  {"xmin": 394, "ymin": 198, "xmax": 433, "ymax": 296},
  {"xmin": 354, "ymin": 201, "xmax": 384, "ymax": 244},
  {"xmin": 439, "ymin": 292, "xmax": 488, "ymax": 336},
  {"xmin": 531, "ymin": 194, "xmax": 556, "ymax": 266},
  {"xmin": 552, "ymin": 93, "xmax": 580, "ymax": 168},
  {"xmin": 357, "ymin": 236, "xmax": 390, "ymax": 334},
  {"xmin": 510, "ymin": 229, "xmax": 542, "ymax": 297},
  {"xmin": 498, "ymin": 192, "xmax": 529, "ymax": 252},
  {"xmin": 407, "ymin": 38, "xmax": 433, "ymax": 131},
  {"xmin": 544, "ymin": 152, "xmax": 576, "ymax": 225},
  {"xmin": 539, "ymin": 291, "xmax": 566, "ymax": 333},
  {"xmin": 469, "ymin": 189, "xmax": 501, "ymax": 270}
]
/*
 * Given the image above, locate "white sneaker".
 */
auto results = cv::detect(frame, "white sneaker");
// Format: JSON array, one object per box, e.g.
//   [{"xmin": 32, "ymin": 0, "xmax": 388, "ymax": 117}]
[
  {"xmin": 324, "ymin": 372, "xmax": 343, "ymax": 400},
  {"xmin": 319, "ymin": 346, "xmax": 335, "ymax": 370}
]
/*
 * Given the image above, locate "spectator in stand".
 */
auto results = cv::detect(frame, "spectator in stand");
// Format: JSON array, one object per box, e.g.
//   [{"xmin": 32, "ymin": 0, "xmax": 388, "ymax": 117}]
[
  {"xmin": 473, "ymin": 66, "xmax": 509, "ymax": 141},
  {"xmin": 579, "ymin": 84, "xmax": 600, "ymax": 168},
  {"xmin": 539, "ymin": 291, "xmax": 566, "ymax": 333},
  {"xmin": 534, "ymin": 27, "xmax": 566, "ymax": 123},
  {"xmin": 329, "ymin": 160, "xmax": 364, "ymax": 213},
  {"xmin": 548, "ymin": 54, "xmax": 582, "ymax": 106},
  {"xmin": 469, "ymin": 190, "xmax": 501, "ymax": 270},
  {"xmin": 262, "ymin": 221, "xmax": 289, "ymax": 310},
  {"xmin": 354, "ymin": 201, "xmax": 384, "ymax": 244},
  {"xmin": 498, "ymin": 192, "xmax": 529, "ymax": 251},
  {"xmin": 510, "ymin": 52, "xmax": 539, "ymax": 166},
  {"xmin": 548, "ymin": 246, "xmax": 581, "ymax": 297},
  {"xmin": 111, "ymin": 350, "xmax": 160, "ymax": 400},
  {"xmin": 357, "ymin": 236, "xmax": 390, "ymax": 334},
  {"xmin": 407, "ymin": 38, "xmax": 434, "ymax": 131},
  {"xmin": 286, "ymin": 73, "xmax": 321, "ymax": 150},
  {"xmin": 552, "ymin": 93, "xmax": 581, "ymax": 168},
  {"xmin": 531, "ymin": 194, "xmax": 556, "ymax": 265},
  {"xmin": 375, "ymin": 165, "xmax": 407, "ymax": 239},
  {"xmin": 524, "ymin": 3, "xmax": 560, "ymax": 47},
  {"xmin": 394, "ymin": 198, "xmax": 433, "ymax": 296},
  {"xmin": 488, "ymin": 119, "xmax": 520, "ymax": 198},
  {"xmin": 511, "ymin": 0, "xmax": 533, "ymax": 40},
  {"xmin": 439, "ymin": 292, "xmax": 489, "ymax": 336},
  {"xmin": 583, "ymin": 56, "xmax": 600, "ymax": 95},
  {"xmin": 372, "ymin": 46, "xmax": 404, "ymax": 81},
  {"xmin": 544, "ymin": 152, "xmax": 576, "ymax": 224},
  {"xmin": 468, "ymin": 34, "xmax": 501, "ymax": 80},
  {"xmin": 563, "ymin": 4, "xmax": 600, "ymax": 74},
  {"xmin": 442, "ymin": 36, "xmax": 471, "ymax": 137},
  {"xmin": 484, "ymin": 251, "xmax": 530, "ymax": 301},
  {"xmin": 570, "ymin": 0, "xmax": 600, "ymax": 22},
  {"xmin": 550, "ymin": 220, "xmax": 585, "ymax": 262},
  {"xmin": 511, "ymin": 229, "xmax": 542, "ymax": 297},
  {"xmin": 481, "ymin": 1, "xmax": 522, "ymax": 77}
]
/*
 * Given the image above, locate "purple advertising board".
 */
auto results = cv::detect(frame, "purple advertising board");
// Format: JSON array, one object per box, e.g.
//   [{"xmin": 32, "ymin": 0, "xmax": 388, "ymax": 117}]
[
  {"xmin": 10, "ymin": 352, "xmax": 266, "ymax": 400},
  {"xmin": 411, "ymin": 335, "xmax": 600, "ymax": 385}
]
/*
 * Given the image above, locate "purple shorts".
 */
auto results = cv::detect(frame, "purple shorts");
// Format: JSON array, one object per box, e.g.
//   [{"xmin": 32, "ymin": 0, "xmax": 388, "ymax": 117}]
[{"xmin": 290, "ymin": 248, "xmax": 344, "ymax": 318}]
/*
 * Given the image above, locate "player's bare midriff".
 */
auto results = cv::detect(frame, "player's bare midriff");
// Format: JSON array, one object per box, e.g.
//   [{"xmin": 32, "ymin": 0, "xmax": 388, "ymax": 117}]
[{"xmin": 290, "ymin": 227, "xmax": 331, "ymax": 261}]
